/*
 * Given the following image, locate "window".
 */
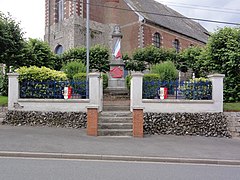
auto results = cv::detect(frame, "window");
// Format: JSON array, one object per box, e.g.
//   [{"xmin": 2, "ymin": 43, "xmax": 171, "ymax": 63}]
[
  {"xmin": 55, "ymin": 45, "xmax": 63, "ymax": 54},
  {"xmin": 57, "ymin": 0, "xmax": 64, "ymax": 22},
  {"xmin": 153, "ymin": 32, "xmax": 161, "ymax": 48},
  {"xmin": 173, "ymin": 39, "xmax": 180, "ymax": 53}
]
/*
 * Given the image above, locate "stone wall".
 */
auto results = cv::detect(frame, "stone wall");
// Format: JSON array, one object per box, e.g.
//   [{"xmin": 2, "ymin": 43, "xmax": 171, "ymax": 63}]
[
  {"xmin": 144, "ymin": 112, "xmax": 231, "ymax": 138},
  {"xmin": 3, "ymin": 111, "xmax": 87, "ymax": 129},
  {"xmin": 225, "ymin": 112, "xmax": 240, "ymax": 137}
]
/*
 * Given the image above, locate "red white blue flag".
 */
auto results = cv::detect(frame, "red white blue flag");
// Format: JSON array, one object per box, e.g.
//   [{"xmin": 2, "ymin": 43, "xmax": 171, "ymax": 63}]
[{"xmin": 113, "ymin": 39, "xmax": 121, "ymax": 59}]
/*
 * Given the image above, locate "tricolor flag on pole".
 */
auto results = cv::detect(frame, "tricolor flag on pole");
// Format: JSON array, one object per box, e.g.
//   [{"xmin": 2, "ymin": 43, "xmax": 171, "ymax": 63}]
[{"xmin": 113, "ymin": 39, "xmax": 122, "ymax": 59}]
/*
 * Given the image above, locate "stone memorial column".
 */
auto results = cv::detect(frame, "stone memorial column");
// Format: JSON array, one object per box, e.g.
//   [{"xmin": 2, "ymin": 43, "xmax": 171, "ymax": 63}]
[{"xmin": 107, "ymin": 25, "xmax": 126, "ymax": 90}]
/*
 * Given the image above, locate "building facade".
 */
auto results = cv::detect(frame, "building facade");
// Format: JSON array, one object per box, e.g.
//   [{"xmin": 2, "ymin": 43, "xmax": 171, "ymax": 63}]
[{"xmin": 45, "ymin": 0, "xmax": 209, "ymax": 55}]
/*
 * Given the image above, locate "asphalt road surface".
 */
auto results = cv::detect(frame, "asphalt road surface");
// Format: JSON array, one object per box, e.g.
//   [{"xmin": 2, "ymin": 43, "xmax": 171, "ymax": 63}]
[{"xmin": 1, "ymin": 157, "xmax": 240, "ymax": 180}]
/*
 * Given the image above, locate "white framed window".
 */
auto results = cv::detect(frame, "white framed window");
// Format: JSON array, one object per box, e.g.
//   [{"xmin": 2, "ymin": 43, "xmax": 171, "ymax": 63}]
[
  {"xmin": 173, "ymin": 39, "xmax": 180, "ymax": 53},
  {"xmin": 153, "ymin": 32, "xmax": 161, "ymax": 48}
]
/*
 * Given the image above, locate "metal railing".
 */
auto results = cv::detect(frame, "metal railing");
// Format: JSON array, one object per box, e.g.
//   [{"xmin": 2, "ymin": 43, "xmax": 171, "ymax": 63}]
[
  {"xmin": 143, "ymin": 80, "xmax": 212, "ymax": 100},
  {"xmin": 20, "ymin": 80, "xmax": 89, "ymax": 99}
]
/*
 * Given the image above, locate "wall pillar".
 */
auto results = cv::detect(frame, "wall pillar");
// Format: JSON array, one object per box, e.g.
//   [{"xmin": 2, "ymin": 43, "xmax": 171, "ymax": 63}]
[
  {"xmin": 87, "ymin": 107, "xmax": 98, "ymax": 136},
  {"xmin": 87, "ymin": 72, "xmax": 101, "ymax": 136},
  {"xmin": 133, "ymin": 108, "xmax": 144, "ymax": 137},
  {"xmin": 130, "ymin": 72, "xmax": 144, "ymax": 111},
  {"xmin": 207, "ymin": 74, "xmax": 225, "ymax": 112},
  {"xmin": 7, "ymin": 73, "xmax": 19, "ymax": 110},
  {"xmin": 131, "ymin": 72, "xmax": 144, "ymax": 137}
]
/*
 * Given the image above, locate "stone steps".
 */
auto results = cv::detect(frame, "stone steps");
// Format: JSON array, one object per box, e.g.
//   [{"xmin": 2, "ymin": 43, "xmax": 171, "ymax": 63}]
[
  {"xmin": 98, "ymin": 129, "xmax": 132, "ymax": 136},
  {"xmin": 98, "ymin": 111, "xmax": 132, "ymax": 136}
]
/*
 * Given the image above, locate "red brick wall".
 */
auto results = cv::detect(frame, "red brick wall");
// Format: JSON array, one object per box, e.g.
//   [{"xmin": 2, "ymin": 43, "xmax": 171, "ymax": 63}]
[
  {"xmin": 87, "ymin": 108, "xmax": 98, "ymax": 136},
  {"xmin": 143, "ymin": 23, "xmax": 205, "ymax": 51},
  {"xmin": 133, "ymin": 109, "xmax": 144, "ymax": 138}
]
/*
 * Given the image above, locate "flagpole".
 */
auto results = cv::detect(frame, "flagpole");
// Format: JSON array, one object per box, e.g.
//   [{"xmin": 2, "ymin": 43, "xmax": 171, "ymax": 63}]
[
  {"xmin": 86, "ymin": 0, "xmax": 90, "ymax": 77},
  {"xmin": 86, "ymin": 0, "xmax": 90, "ymax": 98}
]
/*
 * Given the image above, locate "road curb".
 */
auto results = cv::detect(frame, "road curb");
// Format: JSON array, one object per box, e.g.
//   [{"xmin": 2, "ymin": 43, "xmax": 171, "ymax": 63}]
[{"xmin": 0, "ymin": 151, "xmax": 240, "ymax": 166}]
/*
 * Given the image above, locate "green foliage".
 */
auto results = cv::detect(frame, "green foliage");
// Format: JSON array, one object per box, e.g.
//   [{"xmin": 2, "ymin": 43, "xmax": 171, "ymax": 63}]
[
  {"xmin": 150, "ymin": 61, "xmax": 178, "ymax": 81},
  {"xmin": 203, "ymin": 27, "xmax": 240, "ymax": 102},
  {"xmin": 59, "ymin": 45, "xmax": 110, "ymax": 72},
  {"xmin": 125, "ymin": 46, "xmax": 177, "ymax": 72},
  {"xmin": 125, "ymin": 75, "xmax": 132, "ymax": 90},
  {"xmin": 61, "ymin": 47, "xmax": 86, "ymax": 64},
  {"xmin": 73, "ymin": 72, "xmax": 86, "ymax": 81},
  {"xmin": 143, "ymin": 74, "xmax": 161, "ymax": 81},
  {"xmin": 177, "ymin": 46, "xmax": 203, "ymax": 75},
  {"xmin": 90, "ymin": 45, "xmax": 110, "ymax": 72},
  {"xmin": 101, "ymin": 73, "xmax": 108, "ymax": 89},
  {"xmin": 0, "ymin": 12, "xmax": 25, "ymax": 67},
  {"xmin": 0, "ymin": 96, "xmax": 8, "ymax": 106},
  {"xmin": 17, "ymin": 66, "xmax": 67, "ymax": 82},
  {"xmin": 0, "ymin": 74, "xmax": 8, "ymax": 96},
  {"xmin": 62, "ymin": 61, "xmax": 86, "ymax": 80},
  {"xmin": 19, "ymin": 38, "xmax": 56, "ymax": 69}
]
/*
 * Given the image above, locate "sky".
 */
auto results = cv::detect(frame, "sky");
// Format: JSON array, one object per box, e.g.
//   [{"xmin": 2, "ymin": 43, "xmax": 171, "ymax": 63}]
[{"xmin": 0, "ymin": 0, "xmax": 239, "ymax": 40}]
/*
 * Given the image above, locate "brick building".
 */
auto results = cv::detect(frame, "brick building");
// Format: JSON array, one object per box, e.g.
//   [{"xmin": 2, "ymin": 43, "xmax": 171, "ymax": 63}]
[{"xmin": 45, "ymin": 0, "xmax": 209, "ymax": 55}]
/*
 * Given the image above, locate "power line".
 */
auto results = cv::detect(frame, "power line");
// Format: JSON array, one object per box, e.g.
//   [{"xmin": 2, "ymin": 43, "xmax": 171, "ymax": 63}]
[
  {"xmin": 162, "ymin": 3, "xmax": 240, "ymax": 15},
  {"xmin": 82, "ymin": 1, "xmax": 240, "ymax": 26},
  {"xmin": 156, "ymin": 1, "xmax": 240, "ymax": 12}
]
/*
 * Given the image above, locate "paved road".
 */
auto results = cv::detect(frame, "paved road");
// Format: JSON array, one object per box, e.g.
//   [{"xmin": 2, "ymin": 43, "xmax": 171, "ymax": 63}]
[
  {"xmin": 1, "ymin": 157, "xmax": 240, "ymax": 180},
  {"xmin": 1, "ymin": 126, "xmax": 240, "ymax": 162}
]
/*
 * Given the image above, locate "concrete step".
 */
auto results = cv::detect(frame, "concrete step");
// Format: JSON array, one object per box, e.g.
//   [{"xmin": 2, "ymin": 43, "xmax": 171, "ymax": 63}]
[
  {"xmin": 100, "ymin": 111, "xmax": 132, "ymax": 117},
  {"xmin": 103, "ymin": 105, "xmax": 130, "ymax": 111},
  {"xmin": 99, "ymin": 116, "xmax": 132, "ymax": 123},
  {"xmin": 98, "ymin": 129, "xmax": 132, "ymax": 136},
  {"xmin": 104, "ymin": 88, "xmax": 129, "ymax": 96},
  {"xmin": 98, "ymin": 123, "xmax": 132, "ymax": 129}
]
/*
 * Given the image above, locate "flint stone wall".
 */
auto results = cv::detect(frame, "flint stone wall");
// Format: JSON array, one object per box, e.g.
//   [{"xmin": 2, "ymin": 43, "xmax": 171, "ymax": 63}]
[
  {"xmin": 3, "ymin": 111, "xmax": 87, "ymax": 129},
  {"xmin": 225, "ymin": 112, "xmax": 240, "ymax": 137},
  {"xmin": 144, "ymin": 112, "xmax": 231, "ymax": 138}
]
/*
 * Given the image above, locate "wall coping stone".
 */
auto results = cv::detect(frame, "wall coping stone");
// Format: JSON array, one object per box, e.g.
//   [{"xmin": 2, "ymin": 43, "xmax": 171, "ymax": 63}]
[
  {"xmin": 18, "ymin": 99, "xmax": 90, "ymax": 103},
  {"xmin": 142, "ymin": 99, "xmax": 214, "ymax": 104}
]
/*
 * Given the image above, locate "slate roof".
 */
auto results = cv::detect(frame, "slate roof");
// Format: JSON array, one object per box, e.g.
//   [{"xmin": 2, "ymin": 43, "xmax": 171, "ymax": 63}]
[{"xmin": 124, "ymin": 0, "xmax": 209, "ymax": 43}]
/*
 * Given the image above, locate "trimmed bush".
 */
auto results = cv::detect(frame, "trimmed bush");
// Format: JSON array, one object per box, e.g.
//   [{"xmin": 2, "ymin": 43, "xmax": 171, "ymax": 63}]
[
  {"xmin": 17, "ymin": 66, "xmax": 67, "ymax": 82},
  {"xmin": 62, "ymin": 61, "xmax": 86, "ymax": 80},
  {"xmin": 150, "ymin": 61, "xmax": 178, "ymax": 81}
]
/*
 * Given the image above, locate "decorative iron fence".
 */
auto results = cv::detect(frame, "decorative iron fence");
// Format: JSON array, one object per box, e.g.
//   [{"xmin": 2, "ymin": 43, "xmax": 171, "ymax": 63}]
[
  {"xmin": 143, "ymin": 80, "xmax": 212, "ymax": 100},
  {"xmin": 20, "ymin": 80, "xmax": 89, "ymax": 99}
]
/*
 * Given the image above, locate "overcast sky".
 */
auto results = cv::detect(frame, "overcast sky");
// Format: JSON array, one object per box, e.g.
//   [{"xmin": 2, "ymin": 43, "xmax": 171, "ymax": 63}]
[{"xmin": 0, "ymin": 0, "xmax": 239, "ymax": 40}]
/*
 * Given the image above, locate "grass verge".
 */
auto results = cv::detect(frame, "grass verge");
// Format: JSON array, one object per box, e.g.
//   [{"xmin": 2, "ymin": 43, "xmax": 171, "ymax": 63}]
[
  {"xmin": 224, "ymin": 102, "xmax": 240, "ymax": 112},
  {"xmin": 0, "ymin": 96, "xmax": 8, "ymax": 106}
]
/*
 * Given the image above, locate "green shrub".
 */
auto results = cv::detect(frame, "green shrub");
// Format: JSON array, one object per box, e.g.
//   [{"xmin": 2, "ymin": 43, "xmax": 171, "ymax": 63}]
[
  {"xmin": 125, "ymin": 75, "xmax": 132, "ymax": 90},
  {"xmin": 150, "ymin": 61, "xmax": 178, "ymax": 81},
  {"xmin": 62, "ymin": 61, "xmax": 86, "ymax": 80},
  {"xmin": 17, "ymin": 66, "xmax": 67, "ymax": 82},
  {"xmin": 59, "ymin": 45, "xmax": 110, "ymax": 72},
  {"xmin": 101, "ymin": 73, "xmax": 108, "ymax": 89},
  {"xmin": 0, "ymin": 74, "xmax": 8, "ymax": 96},
  {"xmin": 73, "ymin": 73, "xmax": 87, "ymax": 81}
]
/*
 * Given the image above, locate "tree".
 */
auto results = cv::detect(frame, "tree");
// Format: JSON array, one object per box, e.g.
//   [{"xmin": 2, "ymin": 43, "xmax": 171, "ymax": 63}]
[
  {"xmin": 203, "ymin": 27, "xmax": 240, "ymax": 102},
  {"xmin": 0, "ymin": 12, "xmax": 25, "ymax": 67},
  {"xmin": 19, "ymin": 38, "xmax": 56, "ymax": 69},
  {"xmin": 59, "ymin": 45, "xmax": 110, "ymax": 72},
  {"xmin": 178, "ymin": 46, "xmax": 203, "ymax": 76}
]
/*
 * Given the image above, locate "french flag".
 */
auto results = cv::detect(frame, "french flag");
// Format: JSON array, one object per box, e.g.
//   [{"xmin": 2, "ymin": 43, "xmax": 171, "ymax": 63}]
[{"xmin": 113, "ymin": 39, "xmax": 122, "ymax": 59}]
